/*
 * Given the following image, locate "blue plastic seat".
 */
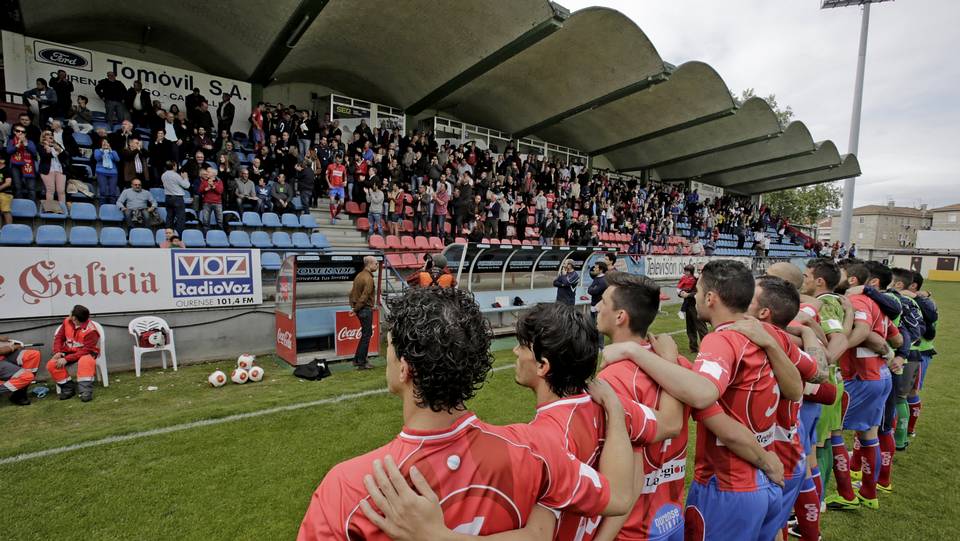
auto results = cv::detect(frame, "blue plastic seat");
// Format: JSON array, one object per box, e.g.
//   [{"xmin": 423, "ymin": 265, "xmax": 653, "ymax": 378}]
[
  {"xmin": 261, "ymin": 252, "xmax": 282, "ymax": 270},
  {"xmin": 261, "ymin": 212, "xmax": 281, "ymax": 228},
  {"xmin": 0, "ymin": 224, "xmax": 33, "ymax": 245},
  {"xmin": 69, "ymin": 202, "xmax": 97, "ymax": 222},
  {"xmin": 11, "ymin": 199, "xmax": 37, "ymax": 219},
  {"xmin": 310, "ymin": 233, "xmax": 331, "ymax": 249},
  {"xmin": 99, "ymin": 204, "xmax": 123, "ymax": 223},
  {"xmin": 38, "ymin": 202, "xmax": 68, "ymax": 220},
  {"xmin": 69, "ymin": 226, "xmax": 99, "ymax": 246},
  {"xmin": 206, "ymin": 229, "xmax": 229, "ymax": 247},
  {"xmin": 272, "ymin": 232, "xmax": 293, "ymax": 248},
  {"xmin": 156, "ymin": 207, "xmax": 167, "ymax": 223},
  {"xmin": 155, "ymin": 229, "xmax": 166, "ymax": 246},
  {"xmin": 99, "ymin": 227, "xmax": 127, "ymax": 246},
  {"xmin": 35, "ymin": 224, "xmax": 67, "ymax": 246},
  {"xmin": 250, "ymin": 231, "xmax": 273, "ymax": 248},
  {"xmin": 292, "ymin": 232, "xmax": 312, "ymax": 249},
  {"xmin": 242, "ymin": 211, "xmax": 262, "ymax": 228},
  {"xmin": 72, "ymin": 132, "xmax": 93, "ymax": 147},
  {"xmin": 129, "ymin": 228, "xmax": 155, "ymax": 247},
  {"xmin": 281, "ymin": 213, "xmax": 301, "ymax": 228},
  {"xmin": 300, "ymin": 214, "xmax": 318, "ymax": 229},
  {"xmin": 181, "ymin": 229, "xmax": 206, "ymax": 248},
  {"xmin": 224, "ymin": 210, "xmax": 242, "ymax": 227},
  {"xmin": 229, "ymin": 230, "xmax": 252, "ymax": 248},
  {"xmin": 150, "ymin": 188, "xmax": 166, "ymax": 204}
]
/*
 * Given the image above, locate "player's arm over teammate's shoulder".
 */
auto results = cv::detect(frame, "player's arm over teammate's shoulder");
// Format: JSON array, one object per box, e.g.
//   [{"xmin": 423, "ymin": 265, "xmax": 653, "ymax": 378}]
[{"xmin": 695, "ymin": 405, "xmax": 785, "ymax": 487}]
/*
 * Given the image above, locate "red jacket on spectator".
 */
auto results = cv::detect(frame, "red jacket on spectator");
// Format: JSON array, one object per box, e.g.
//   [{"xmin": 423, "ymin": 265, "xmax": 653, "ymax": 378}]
[
  {"xmin": 200, "ymin": 178, "xmax": 224, "ymax": 205},
  {"xmin": 54, "ymin": 318, "xmax": 100, "ymax": 363}
]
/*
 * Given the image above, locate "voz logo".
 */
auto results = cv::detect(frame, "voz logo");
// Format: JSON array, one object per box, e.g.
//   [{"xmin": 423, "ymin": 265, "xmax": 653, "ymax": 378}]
[
  {"xmin": 34, "ymin": 42, "xmax": 93, "ymax": 72},
  {"xmin": 171, "ymin": 250, "xmax": 254, "ymax": 298}
]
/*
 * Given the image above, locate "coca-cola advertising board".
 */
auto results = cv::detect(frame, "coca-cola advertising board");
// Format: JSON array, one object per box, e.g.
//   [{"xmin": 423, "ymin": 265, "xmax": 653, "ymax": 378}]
[
  {"xmin": 275, "ymin": 256, "xmax": 297, "ymax": 365},
  {"xmin": 0, "ymin": 248, "xmax": 261, "ymax": 319},
  {"xmin": 335, "ymin": 310, "xmax": 380, "ymax": 357}
]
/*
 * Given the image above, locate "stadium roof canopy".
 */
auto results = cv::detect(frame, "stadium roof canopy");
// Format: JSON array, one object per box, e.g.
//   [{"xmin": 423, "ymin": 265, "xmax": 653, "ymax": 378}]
[{"xmin": 12, "ymin": 0, "xmax": 859, "ymax": 195}]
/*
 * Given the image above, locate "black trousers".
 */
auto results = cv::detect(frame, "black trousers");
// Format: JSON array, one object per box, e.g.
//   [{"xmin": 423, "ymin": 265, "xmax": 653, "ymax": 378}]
[
  {"xmin": 684, "ymin": 301, "xmax": 709, "ymax": 353},
  {"xmin": 166, "ymin": 195, "xmax": 186, "ymax": 234},
  {"xmin": 354, "ymin": 307, "xmax": 373, "ymax": 365}
]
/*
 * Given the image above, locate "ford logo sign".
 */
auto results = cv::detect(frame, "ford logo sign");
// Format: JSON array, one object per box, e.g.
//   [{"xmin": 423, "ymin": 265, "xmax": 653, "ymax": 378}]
[{"xmin": 37, "ymin": 48, "xmax": 88, "ymax": 68}]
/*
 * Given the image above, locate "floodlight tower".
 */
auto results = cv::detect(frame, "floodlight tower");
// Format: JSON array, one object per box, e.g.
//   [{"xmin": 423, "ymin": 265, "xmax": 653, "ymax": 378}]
[{"xmin": 821, "ymin": 0, "xmax": 893, "ymax": 248}]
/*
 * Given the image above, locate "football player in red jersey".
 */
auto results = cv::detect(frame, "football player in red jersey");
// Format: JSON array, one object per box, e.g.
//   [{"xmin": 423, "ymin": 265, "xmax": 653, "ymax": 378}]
[
  {"xmin": 599, "ymin": 261, "xmax": 802, "ymax": 541},
  {"xmin": 299, "ymin": 287, "xmax": 635, "ymax": 540},
  {"xmin": 593, "ymin": 270, "xmax": 787, "ymax": 541}
]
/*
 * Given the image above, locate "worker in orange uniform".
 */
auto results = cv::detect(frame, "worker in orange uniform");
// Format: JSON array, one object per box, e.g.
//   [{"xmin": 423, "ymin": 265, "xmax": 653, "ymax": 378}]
[
  {"xmin": 0, "ymin": 336, "xmax": 42, "ymax": 405},
  {"xmin": 47, "ymin": 305, "xmax": 100, "ymax": 402},
  {"xmin": 416, "ymin": 254, "xmax": 456, "ymax": 288}
]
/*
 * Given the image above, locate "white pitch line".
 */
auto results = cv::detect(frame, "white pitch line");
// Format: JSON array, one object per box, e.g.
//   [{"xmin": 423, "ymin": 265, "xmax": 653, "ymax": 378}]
[
  {"xmin": 0, "ymin": 364, "xmax": 516, "ymax": 466},
  {"xmin": 0, "ymin": 331, "xmax": 690, "ymax": 466}
]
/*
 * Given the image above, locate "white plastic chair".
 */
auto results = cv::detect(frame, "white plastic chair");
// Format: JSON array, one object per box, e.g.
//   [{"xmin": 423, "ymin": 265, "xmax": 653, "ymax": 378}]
[
  {"xmin": 53, "ymin": 320, "xmax": 109, "ymax": 389},
  {"xmin": 128, "ymin": 316, "xmax": 178, "ymax": 377}
]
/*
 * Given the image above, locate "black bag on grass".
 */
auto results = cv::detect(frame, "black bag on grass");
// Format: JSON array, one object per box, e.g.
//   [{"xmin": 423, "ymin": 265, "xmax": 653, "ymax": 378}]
[{"xmin": 293, "ymin": 359, "xmax": 332, "ymax": 381}]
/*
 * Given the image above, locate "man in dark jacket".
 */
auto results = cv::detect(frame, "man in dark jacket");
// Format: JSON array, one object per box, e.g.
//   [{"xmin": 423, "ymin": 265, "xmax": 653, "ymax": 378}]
[
  {"xmin": 553, "ymin": 260, "xmax": 580, "ymax": 305},
  {"xmin": 95, "ymin": 71, "xmax": 127, "ymax": 124},
  {"xmin": 587, "ymin": 261, "xmax": 608, "ymax": 347},
  {"xmin": 295, "ymin": 161, "xmax": 315, "ymax": 209},
  {"xmin": 217, "ymin": 95, "xmax": 235, "ymax": 134},
  {"xmin": 48, "ymin": 70, "xmax": 74, "ymax": 118},
  {"xmin": 184, "ymin": 88, "xmax": 206, "ymax": 126},
  {"xmin": 125, "ymin": 80, "xmax": 152, "ymax": 128}
]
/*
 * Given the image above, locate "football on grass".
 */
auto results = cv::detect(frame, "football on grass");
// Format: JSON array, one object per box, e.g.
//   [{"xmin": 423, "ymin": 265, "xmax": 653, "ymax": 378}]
[
  {"xmin": 237, "ymin": 354, "xmax": 256, "ymax": 370},
  {"xmin": 231, "ymin": 368, "xmax": 249, "ymax": 384},
  {"xmin": 207, "ymin": 370, "xmax": 227, "ymax": 388},
  {"xmin": 248, "ymin": 366, "xmax": 264, "ymax": 382}
]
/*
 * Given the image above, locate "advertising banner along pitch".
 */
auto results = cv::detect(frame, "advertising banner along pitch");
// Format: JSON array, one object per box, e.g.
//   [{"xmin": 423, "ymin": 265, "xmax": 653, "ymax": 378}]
[{"xmin": 0, "ymin": 248, "xmax": 262, "ymax": 319}]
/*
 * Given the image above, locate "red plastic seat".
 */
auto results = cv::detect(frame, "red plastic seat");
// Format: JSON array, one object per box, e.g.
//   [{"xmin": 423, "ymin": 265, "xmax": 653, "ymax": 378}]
[
  {"xmin": 415, "ymin": 236, "xmax": 430, "ymax": 251},
  {"xmin": 522, "ymin": 240, "xmax": 534, "ymax": 245},
  {"xmin": 385, "ymin": 235, "xmax": 402, "ymax": 250},
  {"xmin": 401, "ymin": 253, "xmax": 419, "ymax": 268},
  {"xmin": 356, "ymin": 217, "xmax": 369, "ymax": 231},
  {"xmin": 488, "ymin": 238, "xmax": 501, "ymax": 245},
  {"xmin": 345, "ymin": 201, "xmax": 360, "ymax": 215},
  {"xmin": 386, "ymin": 253, "xmax": 403, "ymax": 268},
  {"xmin": 401, "ymin": 236, "xmax": 416, "ymax": 251},
  {"xmin": 429, "ymin": 236, "xmax": 444, "ymax": 250},
  {"xmin": 402, "ymin": 220, "xmax": 414, "ymax": 233},
  {"xmin": 368, "ymin": 235, "xmax": 386, "ymax": 250},
  {"xmin": 510, "ymin": 239, "xmax": 521, "ymax": 246},
  {"xmin": 454, "ymin": 237, "xmax": 468, "ymax": 244}
]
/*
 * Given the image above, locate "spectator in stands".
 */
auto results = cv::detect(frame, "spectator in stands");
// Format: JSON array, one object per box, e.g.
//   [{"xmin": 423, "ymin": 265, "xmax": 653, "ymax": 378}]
[
  {"xmin": 125, "ymin": 80, "xmax": 151, "ymax": 128},
  {"xmin": 121, "ymin": 138, "xmax": 150, "ymax": 188},
  {"xmin": 689, "ymin": 235, "xmax": 704, "ymax": 256},
  {"xmin": 185, "ymin": 88, "xmax": 206, "ymax": 126},
  {"xmin": 95, "ymin": 71, "xmax": 128, "ymax": 124},
  {"xmin": 432, "ymin": 181, "xmax": 449, "ymax": 241},
  {"xmin": 387, "ymin": 183, "xmax": 404, "ymax": 237},
  {"xmin": 295, "ymin": 160, "xmax": 315, "ymax": 210},
  {"xmin": 348, "ymin": 256, "xmax": 377, "ymax": 370},
  {"xmin": 117, "ymin": 178, "xmax": 158, "ymax": 229},
  {"xmin": 235, "ymin": 168, "xmax": 258, "ymax": 212},
  {"xmin": 534, "ymin": 190, "xmax": 547, "ymax": 225},
  {"xmin": 109, "ymin": 120, "xmax": 136, "ymax": 151},
  {"xmin": 411, "ymin": 184, "xmax": 428, "ymax": 236},
  {"xmin": 250, "ymin": 102, "xmax": 264, "ymax": 147},
  {"xmin": 554, "ymin": 260, "xmax": 580, "ymax": 306},
  {"xmin": 217, "ymin": 95, "xmax": 235, "ymax": 134},
  {"xmin": 270, "ymin": 173, "xmax": 292, "ymax": 212},
  {"xmin": 194, "ymin": 101, "xmax": 215, "ymax": 135},
  {"xmin": 38, "ymin": 130, "xmax": 70, "ymax": 210},
  {"xmin": 150, "ymin": 129, "xmax": 176, "ymax": 182},
  {"xmin": 193, "ymin": 126, "xmax": 215, "ymax": 160},
  {"xmin": 23, "ymin": 78, "xmax": 57, "ymax": 128},
  {"xmin": 199, "ymin": 168, "xmax": 224, "ymax": 228},
  {"xmin": 48, "ymin": 70, "xmax": 73, "ymax": 119},
  {"xmin": 0, "ymin": 109, "xmax": 8, "ymax": 147},
  {"xmin": 256, "ymin": 177, "xmax": 272, "ymax": 213},
  {"xmin": 0, "ymin": 156, "xmax": 13, "ymax": 225},
  {"xmin": 6, "ymin": 124, "xmax": 39, "ymax": 201},
  {"xmin": 160, "ymin": 161, "xmax": 189, "ymax": 233},
  {"xmin": 159, "ymin": 228, "xmax": 185, "ymax": 248},
  {"xmin": 367, "ymin": 183, "xmax": 385, "ymax": 236},
  {"xmin": 215, "ymin": 154, "xmax": 237, "ymax": 209},
  {"xmin": 15, "ymin": 112, "xmax": 40, "ymax": 145},
  {"xmin": 496, "ymin": 193, "xmax": 511, "ymax": 240}
]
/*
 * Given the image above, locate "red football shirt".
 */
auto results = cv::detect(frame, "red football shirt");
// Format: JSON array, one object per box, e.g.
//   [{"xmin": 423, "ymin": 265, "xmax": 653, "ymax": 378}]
[
  {"xmin": 598, "ymin": 345, "xmax": 690, "ymax": 540},
  {"xmin": 842, "ymin": 294, "xmax": 893, "ymax": 381},
  {"xmin": 766, "ymin": 325, "xmax": 818, "ymax": 480},
  {"xmin": 297, "ymin": 412, "xmax": 611, "ymax": 540},
  {"xmin": 530, "ymin": 394, "xmax": 658, "ymax": 541},
  {"xmin": 692, "ymin": 322, "xmax": 781, "ymax": 491},
  {"xmin": 326, "ymin": 163, "xmax": 346, "ymax": 187}
]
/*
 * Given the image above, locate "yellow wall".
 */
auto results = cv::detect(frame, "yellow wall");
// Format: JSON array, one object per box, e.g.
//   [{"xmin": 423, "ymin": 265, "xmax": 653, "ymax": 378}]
[{"xmin": 927, "ymin": 270, "xmax": 960, "ymax": 282}]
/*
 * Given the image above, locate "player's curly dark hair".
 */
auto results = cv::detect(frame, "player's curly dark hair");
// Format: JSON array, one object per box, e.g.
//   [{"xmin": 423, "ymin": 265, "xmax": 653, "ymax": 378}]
[{"xmin": 385, "ymin": 287, "xmax": 493, "ymax": 413}]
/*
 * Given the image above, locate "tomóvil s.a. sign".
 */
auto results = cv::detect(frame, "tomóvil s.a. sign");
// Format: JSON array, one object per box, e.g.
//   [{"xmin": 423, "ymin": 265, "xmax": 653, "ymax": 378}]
[{"xmin": 0, "ymin": 248, "xmax": 261, "ymax": 319}]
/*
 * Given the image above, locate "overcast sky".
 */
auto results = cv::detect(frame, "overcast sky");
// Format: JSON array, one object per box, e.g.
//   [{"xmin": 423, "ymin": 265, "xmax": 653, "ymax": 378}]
[{"xmin": 562, "ymin": 0, "xmax": 960, "ymax": 209}]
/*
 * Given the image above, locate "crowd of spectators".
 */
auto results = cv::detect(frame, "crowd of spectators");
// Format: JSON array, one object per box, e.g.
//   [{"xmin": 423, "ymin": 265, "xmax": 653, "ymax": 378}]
[{"xmin": 2, "ymin": 71, "xmax": 807, "ymax": 253}]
